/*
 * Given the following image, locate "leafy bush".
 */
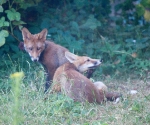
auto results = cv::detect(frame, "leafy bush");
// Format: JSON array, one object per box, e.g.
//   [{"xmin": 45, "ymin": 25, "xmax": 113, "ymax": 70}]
[{"xmin": 0, "ymin": 0, "xmax": 41, "ymax": 60}]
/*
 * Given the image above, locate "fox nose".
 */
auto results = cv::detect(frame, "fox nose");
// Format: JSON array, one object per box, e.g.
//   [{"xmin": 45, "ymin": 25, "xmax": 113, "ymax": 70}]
[
  {"xmin": 33, "ymin": 59, "xmax": 38, "ymax": 62},
  {"xmin": 94, "ymin": 62, "xmax": 98, "ymax": 65},
  {"xmin": 94, "ymin": 59, "xmax": 102, "ymax": 65},
  {"xmin": 31, "ymin": 57, "xmax": 39, "ymax": 62}
]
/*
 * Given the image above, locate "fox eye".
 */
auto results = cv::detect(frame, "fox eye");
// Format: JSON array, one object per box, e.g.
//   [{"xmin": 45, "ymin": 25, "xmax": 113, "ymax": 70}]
[
  {"xmin": 37, "ymin": 47, "xmax": 41, "ymax": 50},
  {"xmin": 28, "ymin": 47, "xmax": 33, "ymax": 51},
  {"xmin": 87, "ymin": 59, "xmax": 90, "ymax": 62}
]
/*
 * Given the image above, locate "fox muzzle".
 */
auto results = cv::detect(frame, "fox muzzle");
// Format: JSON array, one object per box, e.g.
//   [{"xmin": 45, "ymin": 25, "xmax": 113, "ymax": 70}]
[{"xmin": 31, "ymin": 56, "xmax": 39, "ymax": 62}]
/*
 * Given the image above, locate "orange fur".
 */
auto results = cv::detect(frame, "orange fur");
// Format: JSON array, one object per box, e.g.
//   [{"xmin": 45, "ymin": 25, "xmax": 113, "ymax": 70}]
[
  {"xmin": 53, "ymin": 52, "xmax": 121, "ymax": 103},
  {"xmin": 22, "ymin": 28, "xmax": 69, "ymax": 92},
  {"xmin": 22, "ymin": 28, "xmax": 102, "ymax": 93}
]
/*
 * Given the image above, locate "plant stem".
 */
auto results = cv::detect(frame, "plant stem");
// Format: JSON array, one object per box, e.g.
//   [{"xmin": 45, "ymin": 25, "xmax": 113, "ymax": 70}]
[{"xmin": 8, "ymin": 30, "xmax": 21, "ymax": 42}]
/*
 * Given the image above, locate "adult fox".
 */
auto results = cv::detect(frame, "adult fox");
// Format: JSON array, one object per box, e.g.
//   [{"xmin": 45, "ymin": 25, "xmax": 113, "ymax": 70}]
[
  {"xmin": 21, "ymin": 28, "xmax": 95, "ymax": 92},
  {"xmin": 53, "ymin": 52, "xmax": 121, "ymax": 103}
]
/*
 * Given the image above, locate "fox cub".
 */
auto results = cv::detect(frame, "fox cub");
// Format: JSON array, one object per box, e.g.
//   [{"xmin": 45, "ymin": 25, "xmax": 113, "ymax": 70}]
[
  {"xmin": 22, "ymin": 28, "xmax": 69, "ymax": 92},
  {"xmin": 53, "ymin": 52, "xmax": 121, "ymax": 103}
]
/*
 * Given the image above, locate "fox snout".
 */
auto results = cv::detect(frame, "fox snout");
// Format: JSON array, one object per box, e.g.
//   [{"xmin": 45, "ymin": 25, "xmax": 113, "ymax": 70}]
[
  {"xmin": 29, "ymin": 53, "xmax": 40, "ymax": 62},
  {"xmin": 31, "ymin": 57, "xmax": 39, "ymax": 62},
  {"xmin": 93, "ymin": 59, "xmax": 102, "ymax": 66},
  {"xmin": 94, "ymin": 59, "xmax": 102, "ymax": 65},
  {"xmin": 30, "ymin": 55, "xmax": 40, "ymax": 62}
]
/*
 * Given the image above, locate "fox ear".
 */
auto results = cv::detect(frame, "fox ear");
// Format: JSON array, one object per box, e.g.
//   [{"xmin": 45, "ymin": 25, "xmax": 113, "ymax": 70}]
[
  {"xmin": 38, "ymin": 29, "xmax": 47, "ymax": 40},
  {"xmin": 22, "ymin": 27, "xmax": 31, "ymax": 40},
  {"xmin": 65, "ymin": 51, "xmax": 78, "ymax": 63}
]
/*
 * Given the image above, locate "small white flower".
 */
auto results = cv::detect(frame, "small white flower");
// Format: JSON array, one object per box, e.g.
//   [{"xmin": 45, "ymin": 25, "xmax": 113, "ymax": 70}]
[
  {"xmin": 133, "ymin": 40, "xmax": 136, "ymax": 43},
  {"xmin": 128, "ymin": 90, "xmax": 138, "ymax": 95},
  {"xmin": 113, "ymin": 98, "xmax": 120, "ymax": 104}
]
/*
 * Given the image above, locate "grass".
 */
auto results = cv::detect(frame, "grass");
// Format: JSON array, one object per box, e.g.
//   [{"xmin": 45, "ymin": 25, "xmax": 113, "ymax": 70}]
[{"xmin": 0, "ymin": 57, "xmax": 150, "ymax": 125}]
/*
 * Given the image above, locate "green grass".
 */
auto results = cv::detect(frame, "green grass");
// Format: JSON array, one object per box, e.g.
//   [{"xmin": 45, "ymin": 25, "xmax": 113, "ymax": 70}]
[{"xmin": 0, "ymin": 58, "xmax": 150, "ymax": 125}]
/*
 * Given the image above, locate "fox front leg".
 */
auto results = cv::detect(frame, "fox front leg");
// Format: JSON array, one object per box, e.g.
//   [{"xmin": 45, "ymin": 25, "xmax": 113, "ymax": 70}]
[
  {"xmin": 44, "ymin": 67, "xmax": 56, "ymax": 93},
  {"xmin": 44, "ymin": 73, "xmax": 52, "ymax": 93}
]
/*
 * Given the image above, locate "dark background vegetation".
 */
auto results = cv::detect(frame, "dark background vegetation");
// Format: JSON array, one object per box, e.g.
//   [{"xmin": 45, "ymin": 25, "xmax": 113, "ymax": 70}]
[{"xmin": 0, "ymin": 0, "xmax": 150, "ymax": 90}]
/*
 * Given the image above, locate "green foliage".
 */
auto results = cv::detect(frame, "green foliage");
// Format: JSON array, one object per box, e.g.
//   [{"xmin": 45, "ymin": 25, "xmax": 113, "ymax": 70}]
[
  {"xmin": 136, "ymin": 4, "xmax": 145, "ymax": 17},
  {"xmin": 80, "ymin": 15, "xmax": 101, "ymax": 30},
  {"xmin": 0, "ymin": 0, "xmax": 41, "ymax": 59},
  {"xmin": 5, "ymin": 8, "xmax": 21, "ymax": 21},
  {"xmin": 136, "ymin": 0, "xmax": 150, "ymax": 21},
  {"xmin": 0, "ymin": 30, "xmax": 9, "ymax": 47},
  {"xmin": 100, "ymin": 26, "xmax": 150, "ymax": 77},
  {"xmin": 0, "ymin": 17, "xmax": 9, "ymax": 27},
  {"xmin": 32, "ymin": 0, "xmax": 149, "ymax": 77},
  {"xmin": 36, "ymin": 1, "xmax": 104, "ymax": 53},
  {"xmin": 1, "ymin": 0, "xmax": 150, "ymax": 81}
]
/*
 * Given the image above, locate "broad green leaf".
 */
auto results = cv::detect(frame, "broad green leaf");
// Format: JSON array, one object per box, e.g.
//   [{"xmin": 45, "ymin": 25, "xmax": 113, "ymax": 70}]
[
  {"xmin": 113, "ymin": 44, "xmax": 121, "ymax": 50},
  {"xmin": 10, "ymin": 44, "xmax": 19, "ymax": 53},
  {"xmin": 125, "ymin": 38, "xmax": 133, "ymax": 42},
  {"xmin": 0, "ymin": 30, "xmax": 9, "ymax": 37},
  {"xmin": 0, "ymin": 17, "xmax": 5, "ymax": 27},
  {"xmin": 3, "ymin": 21, "xmax": 9, "ymax": 26},
  {"xmin": 0, "ymin": 0, "xmax": 7, "ymax": 5},
  {"xmin": 15, "ymin": 12, "xmax": 21, "ymax": 21},
  {"xmin": 19, "ymin": 3, "xmax": 33, "ymax": 9},
  {"xmin": 0, "ymin": 5, "xmax": 3, "ymax": 12},
  {"xmin": 15, "ymin": 0, "xmax": 41, "ymax": 9},
  {"xmin": 136, "ymin": 4, "xmax": 145, "ymax": 17},
  {"xmin": 5, "ymin": 8, "xmax": 21, "ymax": 21},
  {"xmin": 80, "ymin": 15, "xmax": 101, "ymax": 30},
  {"xmin": 0, "ymin": 37, "xmax": 5, "ymax": 47},
  {"xmin": 0, "ymin": 30, "xmax": 9, "ymax": 47},
  {"xmin": 0, "ymin": 17, "xmax": 9, "ymax": 27},
  {"xmin": 0, "ymin": 16, "xmax": 5, "ymax": 21},
  {"xmin": 12, "ymin": 20, "xmax": 26, "ymax": 25}
]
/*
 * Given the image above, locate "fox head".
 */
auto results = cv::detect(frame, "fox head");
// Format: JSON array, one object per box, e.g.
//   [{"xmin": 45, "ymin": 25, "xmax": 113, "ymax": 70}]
[
  {"xmin": 22, "ymin": 28, "xmax": 47, "ymax": 61},
  {"xmin": 65, "ymin": 51, "xmax": 102, "ymax": 72}
]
